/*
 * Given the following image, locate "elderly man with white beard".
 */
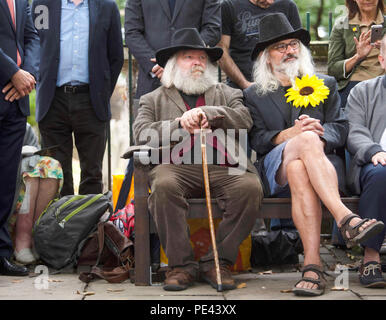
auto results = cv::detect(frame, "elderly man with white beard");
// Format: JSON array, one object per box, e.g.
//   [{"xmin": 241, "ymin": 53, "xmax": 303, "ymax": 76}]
[
  {"xmin": 133, "ymin": 28, "xmax": 263, "ymax": 292},
  {"xmin": 244, "ymin": 13, "xmax": 385, "ymax": 297}
]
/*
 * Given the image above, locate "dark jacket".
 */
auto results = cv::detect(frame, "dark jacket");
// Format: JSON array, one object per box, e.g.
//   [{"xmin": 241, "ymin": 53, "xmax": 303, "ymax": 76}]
[
  {"xmin": 124, "ymin": 0, "xmax": 221, "ymax": 98},
  {"xmin": 244, "ymin": 74, "xmax": 349, "ymax": 195},
  {"xmin": 32, "ymin": 0, "xmax": 124, "ymax": 122},
  {"xmin": 0, "ymin": 0, "xmax": 40, "ymax": 116}
]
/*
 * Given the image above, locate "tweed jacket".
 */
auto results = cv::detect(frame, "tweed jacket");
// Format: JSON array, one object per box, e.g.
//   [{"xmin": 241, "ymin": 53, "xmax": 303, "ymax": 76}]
[
  {"xmin": 244, "ymin": 74, "xmax": 349, "ymax": 194},
  {"xmin": 132, "ymin": 83, "xmax": 257, "ymax": 174},
  {"xmin": 346, "ymin": 75, "xmax": 386, "ymax": 195},
  {"xmin": 328, "ymin": 13, "xmax": 386, "ymax": 91}
]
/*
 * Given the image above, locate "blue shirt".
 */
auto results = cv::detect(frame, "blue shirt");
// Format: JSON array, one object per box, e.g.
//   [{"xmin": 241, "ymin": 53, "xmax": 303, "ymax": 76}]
[{"xmin": 56, "ymin": 0, "xmax": 90, "ymax": 86}]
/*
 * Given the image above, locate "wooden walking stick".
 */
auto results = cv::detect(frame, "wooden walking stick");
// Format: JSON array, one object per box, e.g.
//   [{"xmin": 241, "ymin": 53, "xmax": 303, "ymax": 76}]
[{"xmin": 199, "ymin": 113, "xmax": 222, "ymax": 292}]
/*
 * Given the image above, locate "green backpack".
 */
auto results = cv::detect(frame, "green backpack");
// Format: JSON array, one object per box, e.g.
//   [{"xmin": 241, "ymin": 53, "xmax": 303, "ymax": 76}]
[{"xmin": 33, "ymin": 192, "xmax": 113, "ymax": 270}]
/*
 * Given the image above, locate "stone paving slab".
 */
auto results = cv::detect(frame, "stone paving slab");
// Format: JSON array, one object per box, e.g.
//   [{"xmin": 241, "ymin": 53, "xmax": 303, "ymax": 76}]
[
  {"xmin": 0, "ymin": 244, "xmax": 385, "ymax": 301},
  {"xmin": 0, "ymin": 274, "xmax": 85, "ymax": 300}
]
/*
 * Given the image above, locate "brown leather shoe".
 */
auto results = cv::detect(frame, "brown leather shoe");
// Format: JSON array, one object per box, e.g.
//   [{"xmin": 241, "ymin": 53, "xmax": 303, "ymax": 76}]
[
  {"xmin": 163, "ymin": 268, "xmax": 195, "ymax": 291},
  {"xmin": 201, "ymin": 265, "xmax": 236, "ymax": 290}
]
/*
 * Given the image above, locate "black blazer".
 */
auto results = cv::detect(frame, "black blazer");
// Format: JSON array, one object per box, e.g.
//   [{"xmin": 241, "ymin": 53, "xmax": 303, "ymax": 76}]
[
  {"xmin": 0, "ymin": 0, "xmax": 39, "ymax": 116},
  {"xmin": 244, "ymin": 74, "xmax": 349, "ymax": 195},
  {"xmin": 32, "ymin": 0, "xmax": 124, "ymax": 122},
  {"xmin": 124, "ymin": 0, "xmax": 221, "ymax": 98}
]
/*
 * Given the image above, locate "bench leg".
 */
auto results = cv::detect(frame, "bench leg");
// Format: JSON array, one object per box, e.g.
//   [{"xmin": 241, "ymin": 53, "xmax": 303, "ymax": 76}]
[{"xmin": 134, "ymin": 165, "xmax": 151, "ymax": 286}]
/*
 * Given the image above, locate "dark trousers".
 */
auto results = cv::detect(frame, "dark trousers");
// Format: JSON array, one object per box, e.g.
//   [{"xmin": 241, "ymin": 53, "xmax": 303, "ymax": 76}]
[
  {"xmin": 359, "ymin": 163, "xmax": 386, "ymax": 252},
  {"xmin": 338, "ymin": 81, "xmax": 360, "ymax": 110},
  {"xmin": 148, "ymin": 164, "xmax": 263, "ymax": 276},
  {"xmin": 39, "ymin": 89, "xmax": 107, "ymax": 195},
  {"xmin": 0, "ymin": 103, "xmax": 26, "ymax": 257}
]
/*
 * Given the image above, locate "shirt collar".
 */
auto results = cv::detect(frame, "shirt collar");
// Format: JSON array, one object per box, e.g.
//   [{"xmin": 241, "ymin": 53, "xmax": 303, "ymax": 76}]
[
  {"xmin": 65, "ymin": 0, "xmax": 88, "ymax": 6},
  {"xmin": 383, "ymin": 74, "xmax": 386, "ymax": 88}
]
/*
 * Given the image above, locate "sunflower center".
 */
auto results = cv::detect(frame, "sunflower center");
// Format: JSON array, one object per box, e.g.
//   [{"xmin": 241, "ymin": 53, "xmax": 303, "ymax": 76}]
[{"xmin": 299, "ymin": 86, "xmax": 314, "ymax": 96}]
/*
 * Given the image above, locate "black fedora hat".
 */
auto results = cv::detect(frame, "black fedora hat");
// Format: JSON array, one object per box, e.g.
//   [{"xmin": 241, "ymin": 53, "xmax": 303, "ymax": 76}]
[
  {"xmin": 251, "ymin": 13, "xmax": 310, "ymax": 60},
  {"xmin": 156, "ymin": 28, "xmax": 223, "ymax": 68}
]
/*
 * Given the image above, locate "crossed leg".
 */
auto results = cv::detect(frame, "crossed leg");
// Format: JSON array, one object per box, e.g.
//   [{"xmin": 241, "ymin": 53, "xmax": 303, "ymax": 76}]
[{"xmin": 277, "ymin": 131, "xmax": 377, "ymax": 290}]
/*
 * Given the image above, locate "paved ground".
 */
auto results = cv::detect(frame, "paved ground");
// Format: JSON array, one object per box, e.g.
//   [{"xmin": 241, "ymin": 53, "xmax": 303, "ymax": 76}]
[{"xmin": 0, "ymin": 241, "xmax": 385, "ymax": 302}]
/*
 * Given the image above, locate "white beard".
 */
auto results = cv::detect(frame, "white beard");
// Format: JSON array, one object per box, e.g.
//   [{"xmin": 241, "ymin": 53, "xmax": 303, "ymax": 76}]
[
  {"xmin": 272, "ymin": 56, "xmax": 301, "ymax": 86},
  {"xmin": 172, "ymin": 64, "xmax": 217, "ymax": 95}
]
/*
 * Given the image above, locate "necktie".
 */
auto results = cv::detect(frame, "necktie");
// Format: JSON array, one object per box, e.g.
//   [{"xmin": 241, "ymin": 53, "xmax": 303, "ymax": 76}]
[
  {"xmin": 6, "ymin": 0, "xmax": 22, "ymax": 66},
  {"xmin": 168, "ymin": 0, "xmax": 176, "ymax": 16}
]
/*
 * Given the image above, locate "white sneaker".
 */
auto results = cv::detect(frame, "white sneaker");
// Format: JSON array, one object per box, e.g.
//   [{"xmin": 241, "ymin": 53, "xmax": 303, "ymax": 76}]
[{"xmin": 14, "ymin": 248, "xmax": 36, "ymax": 265}]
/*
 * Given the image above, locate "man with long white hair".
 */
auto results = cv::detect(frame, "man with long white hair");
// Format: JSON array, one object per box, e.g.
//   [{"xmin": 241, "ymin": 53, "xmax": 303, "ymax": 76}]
[
  {"xmin": 133, "ymin": 28, "xmax": 263, "ymax": 292},
  {"xmin": 244, "ymin": 13, "xmax": 384, "ymax": 296}
]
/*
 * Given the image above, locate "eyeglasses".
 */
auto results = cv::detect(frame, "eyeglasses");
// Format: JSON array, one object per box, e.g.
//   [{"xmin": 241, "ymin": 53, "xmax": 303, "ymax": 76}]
[{"xmin": 271, "ymin": 40, "xmax": 300, "ymax": 53}]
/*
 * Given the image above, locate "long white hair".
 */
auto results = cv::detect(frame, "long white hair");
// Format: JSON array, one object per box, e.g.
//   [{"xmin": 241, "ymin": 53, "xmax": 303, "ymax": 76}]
[
  {"xmin": 161, "ymin": 53, "xmax": 218, "ymax": 95},
  {"xmin": 252, "ymin": 42, "xmax": 315, "ymax": 96}
]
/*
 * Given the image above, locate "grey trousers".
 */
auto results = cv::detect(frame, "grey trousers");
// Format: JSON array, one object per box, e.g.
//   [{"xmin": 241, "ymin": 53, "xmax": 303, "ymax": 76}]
[{"xmin": 148, "ymin": 164, "xmax": 263, "ymax": 277}]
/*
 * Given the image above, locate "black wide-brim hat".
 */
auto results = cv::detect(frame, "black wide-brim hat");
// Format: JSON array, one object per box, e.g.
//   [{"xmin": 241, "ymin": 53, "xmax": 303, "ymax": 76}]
[
  {"xmin": 156, "ymin": 28, "xmax": 223, "ymax": 68},
  {"xmin": 251, "ymin": 13, "xmax": 311, "ymax": 61}
]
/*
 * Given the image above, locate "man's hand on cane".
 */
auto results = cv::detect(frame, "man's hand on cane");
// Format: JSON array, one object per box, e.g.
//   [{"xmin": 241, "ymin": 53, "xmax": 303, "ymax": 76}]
[{"xmin": 176, "ymin": 108, "xmax": 209, "ymax": 134}]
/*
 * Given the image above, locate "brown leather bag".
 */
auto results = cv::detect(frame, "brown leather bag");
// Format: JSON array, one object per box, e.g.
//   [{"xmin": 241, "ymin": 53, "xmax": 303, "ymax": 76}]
[{"xmin": 78, "ymin": 221, "xmax": 134, "ymax": 283}]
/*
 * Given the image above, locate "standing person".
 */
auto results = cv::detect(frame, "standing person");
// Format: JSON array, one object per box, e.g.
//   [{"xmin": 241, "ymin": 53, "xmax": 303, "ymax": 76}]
[
  {"xmin": 218, "ymin": 0, "xmax": 301, "ymax": 90},
  {"xmin": 0, "ymin": 0, "xmax": 39, "ymax": 276},
  {"xmin": 124, "ymin": 0, "xmax": 221, "ymax": 99},
  {"xmin": 328, "ymin": 0, "xmax": 385, "ymax": 109},
  {"xmin": 244, "ymin": 13, "xmax": 384, "ymax": 296},
  {"xmin": 32, "ymin": 0, "xmax": 124, "ymax": 196},
  {"xmin": 345, "ymin": 35, "xmax": 386, "ymax": 288}
]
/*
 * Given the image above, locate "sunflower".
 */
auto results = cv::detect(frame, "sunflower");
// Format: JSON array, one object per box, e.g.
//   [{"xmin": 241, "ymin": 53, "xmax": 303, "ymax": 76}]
[{"xmin": 285, "ymin": 75, "xmax": 330, "ymax": 108}]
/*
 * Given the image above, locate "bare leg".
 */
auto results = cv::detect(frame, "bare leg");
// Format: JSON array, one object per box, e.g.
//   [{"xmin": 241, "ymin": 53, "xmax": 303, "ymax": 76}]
[
  {"xmin": 15, "ymin": 177, "xmax": 39, "ymax": 252},
  {"xmin": 363, "ymin": 247, "xmax": 380, "ymax": 264},
  {"xmin": 15, "ymin": 178, "xmax": 59, "ymax": 253},
  {"xmin": 33, "ymin": 178, "xmax": 59, "ymax": 224},
  {"xmin": 287, "ymin": 160, "xmax": 322, "ymax": 290},
  {"xmin": 277, "ymin": 132, "xmax": 376, "ymax": 234}
]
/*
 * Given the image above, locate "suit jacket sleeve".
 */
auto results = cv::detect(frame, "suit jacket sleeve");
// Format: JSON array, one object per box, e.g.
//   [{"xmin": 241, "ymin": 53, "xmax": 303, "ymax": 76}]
[
  {"xmin": 201, "ymin": 84, "xmax": 252, "ymax": 131},
  {"xmin": 22, "ymin": 0, "xmax": 40, "ymax": 80},
  {"xmin": 320, "ymin": 77, "xmax": 349, "ymax": 154},
  {"xmin": 199, "ymin": 0, "xmax": 221, "ymax": 47},
  {"xmin": 108, "ymin": 1, "xmax": 124, "ymax": 96},
  {"xmin": 124, "ymin": 0, "xmax": 156, "ymax": 75},
  {"xmin": 0, "ymin": 48, "xmax": 19, "ymax": 85}
]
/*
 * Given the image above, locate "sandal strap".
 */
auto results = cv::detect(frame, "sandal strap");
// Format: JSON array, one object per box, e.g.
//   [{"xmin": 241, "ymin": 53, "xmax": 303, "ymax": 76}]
[
  {"xmin": 301, "ymin": 264, "xmax": 326, "ymax": 279},
  {"xmin": 338, "ymin": 213, "xmax": 369, "ymax": 241},
  {"xmin": 339, "ymin": 213, "xmax": 360, "ymax": 228}
]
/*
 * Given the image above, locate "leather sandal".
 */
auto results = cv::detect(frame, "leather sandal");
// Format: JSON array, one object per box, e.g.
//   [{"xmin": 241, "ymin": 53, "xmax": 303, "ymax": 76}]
[
  {"xmin": 338, "ymin": 213, "xmax": 384, "ymax": 248},
  {"xmin": 292, "ymin": 264, "xmax": 327, "ymax": 297}
]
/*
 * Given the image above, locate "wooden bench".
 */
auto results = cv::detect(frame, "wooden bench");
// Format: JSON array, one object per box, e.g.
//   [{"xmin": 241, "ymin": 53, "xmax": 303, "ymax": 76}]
[{"xmin": 132, "ymin": 151, "xmax": 359, "ymax": 286}]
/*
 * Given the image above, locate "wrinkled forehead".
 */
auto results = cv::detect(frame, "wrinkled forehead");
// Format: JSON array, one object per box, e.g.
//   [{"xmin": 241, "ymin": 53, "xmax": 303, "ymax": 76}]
[
  {"xmin": 271, "ymin": 38, "xmax": 299, "ymax": 47},
  {"xmin": 177, "ymin": 49, "xmax": 208, "ymax": 58}
]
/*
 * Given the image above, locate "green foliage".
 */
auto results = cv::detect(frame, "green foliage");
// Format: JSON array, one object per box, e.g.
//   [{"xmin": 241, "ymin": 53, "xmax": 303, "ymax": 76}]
[
  {"xmin": 28, "ymin": 89, "xmax": 37, "ymax": 128},
  {"xmin": 296, "ymin": 0, "xmax": 346, "ymax": 40}
]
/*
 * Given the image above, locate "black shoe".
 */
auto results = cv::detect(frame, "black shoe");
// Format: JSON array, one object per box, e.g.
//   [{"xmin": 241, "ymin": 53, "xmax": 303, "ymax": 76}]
[
  {"xmin": 0, "ymin": 257, "xmax": 29, "ymax": 276},
  {"xmin": 359, "ymin": 261, "xmax": 386, "ymax": 288}
]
